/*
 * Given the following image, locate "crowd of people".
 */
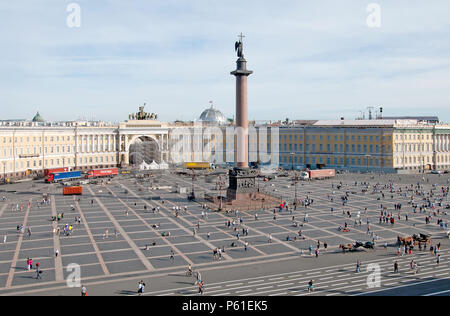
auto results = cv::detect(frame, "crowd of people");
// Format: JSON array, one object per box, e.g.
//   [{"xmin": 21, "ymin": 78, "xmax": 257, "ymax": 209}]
[{"xmin": 1, "ymin": 172, "xmax": 448, "ymax": 296}]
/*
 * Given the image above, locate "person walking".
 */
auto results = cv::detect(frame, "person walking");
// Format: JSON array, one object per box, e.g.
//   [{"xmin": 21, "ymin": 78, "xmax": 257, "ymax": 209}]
[
  {"xmin": 413, "ymin": 262, "xmax": 419, "ymax": 274},
  {"xmin": 307, "ymin": 280, "xmax": 314, "ymax": 292},
  {"xmin": 81, "ymin": 285, "xmax": 87, "ymax": 296},
  {"xmin": 195, "ymin": 271, "xmax": 202, "ymax": 285},
  {"xmin": 137, "ymin": 280, "xmax": 146, "ymax": 295},
  {"xmin": 198, "ymin": 280, "xmax": 204, "ymax": 295},
  {"xmin": 394, "ymin": 261, "xmax": 399, "ymax": 273},
  {"xmin": 36, "ymin": 263, "xmax": 42, "ymax": 279},
  {"xmin": 356, "ymin": 260, "xmax": 361, "ymax": 273}
]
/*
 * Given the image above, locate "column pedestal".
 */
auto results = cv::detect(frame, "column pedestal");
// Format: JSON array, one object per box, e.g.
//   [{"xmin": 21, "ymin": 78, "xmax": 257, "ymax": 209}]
[{"xmin": 226, "ymin": 167, "xmax": 258, "ymax": 201}]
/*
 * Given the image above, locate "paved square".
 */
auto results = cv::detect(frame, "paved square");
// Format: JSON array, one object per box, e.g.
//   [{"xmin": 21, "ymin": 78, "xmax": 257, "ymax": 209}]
[{"xmin": 0, "ymin": 171, "xmax": 448, "ymax": 296}]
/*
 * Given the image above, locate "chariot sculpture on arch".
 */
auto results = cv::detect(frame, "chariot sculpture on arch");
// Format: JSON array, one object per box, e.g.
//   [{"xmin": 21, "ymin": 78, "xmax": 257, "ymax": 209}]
[{"xmin": 129, "ymin": 104, "xmax": 158, "ymax": 120}]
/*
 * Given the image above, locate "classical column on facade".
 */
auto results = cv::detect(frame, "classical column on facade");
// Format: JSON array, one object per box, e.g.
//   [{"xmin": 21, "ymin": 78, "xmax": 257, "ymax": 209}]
[
  {"xmin": 436, "ymin": 135, "xmax": 440, "ymax": 152},
  {"xmin": 443, "ymin": 135, "xmax": 446, "ymax": 152}
]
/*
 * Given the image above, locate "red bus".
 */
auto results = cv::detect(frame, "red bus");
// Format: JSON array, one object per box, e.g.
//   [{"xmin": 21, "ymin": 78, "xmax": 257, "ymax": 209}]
[{"xmin": 87, "ymin": 168, "xmax": 118, "ymax": 179}]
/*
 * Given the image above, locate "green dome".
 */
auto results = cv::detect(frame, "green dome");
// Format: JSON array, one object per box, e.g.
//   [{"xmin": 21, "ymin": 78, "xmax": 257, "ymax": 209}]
[{"xmin": 32, "ymin": 111, "xmax": 45, "ymax": 122}]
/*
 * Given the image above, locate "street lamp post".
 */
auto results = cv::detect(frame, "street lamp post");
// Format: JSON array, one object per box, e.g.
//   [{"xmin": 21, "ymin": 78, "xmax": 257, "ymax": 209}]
[
  {"xmin": 292, "ymin": 172, "xmax": 299, "ymax": 210},
  {"xmin": 189, "ymin": 170, "xmax": 196, "ymax": 201},
  {"xmin": 290, "ymin": 152, "xmax": 295, "ymax": 171},
  {"xmin": 2, "ymin": 161, "xmax": 6, "ymax": 184},
  {"xmin": 422, "ymin": 156, "xmax": 425, "ymax": 174},
  {"xmin": 216, "ymin": 176, "xmax": 226, "ymax": 211},
  {"xmin": 365, "ymin": 154, "xmax": 371, "ymax": 173}
]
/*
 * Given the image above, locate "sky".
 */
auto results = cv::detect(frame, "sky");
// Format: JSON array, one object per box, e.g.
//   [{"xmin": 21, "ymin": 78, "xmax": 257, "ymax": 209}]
[{"xmin": 1, "ymin": 0, "xmax": 450, "ymax": 123}]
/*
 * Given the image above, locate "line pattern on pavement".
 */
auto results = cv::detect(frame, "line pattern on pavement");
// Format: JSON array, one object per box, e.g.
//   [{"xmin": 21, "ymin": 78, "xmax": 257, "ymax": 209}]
[{"xmin": 87, "ymin": 186, "xmax": 155, "ymax": 271}]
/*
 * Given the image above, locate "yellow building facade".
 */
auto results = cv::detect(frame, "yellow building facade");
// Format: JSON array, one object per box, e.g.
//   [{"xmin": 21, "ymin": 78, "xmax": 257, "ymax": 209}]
[{"xmin": 1, "ymin": 115, "xmax": 450, "ymax": 181}]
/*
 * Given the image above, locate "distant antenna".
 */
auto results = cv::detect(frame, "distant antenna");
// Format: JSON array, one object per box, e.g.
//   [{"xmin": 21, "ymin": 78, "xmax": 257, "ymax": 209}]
[{"xmin": 367, "ymin": 106, "xmax": 374, "ymax": 120}]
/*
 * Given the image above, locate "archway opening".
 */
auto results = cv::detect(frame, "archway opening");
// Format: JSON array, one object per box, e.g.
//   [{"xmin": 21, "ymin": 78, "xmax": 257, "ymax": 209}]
[{"xmin": 129, "ymin": 136, "xmax": 160, "ymax": 166}]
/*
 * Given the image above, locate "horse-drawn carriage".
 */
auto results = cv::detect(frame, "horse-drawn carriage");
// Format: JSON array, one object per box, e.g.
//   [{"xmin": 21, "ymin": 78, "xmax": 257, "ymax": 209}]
[
  {"xmin": 339, "ymin": 241, "xmax": 374, "ymax": 253},
  {"xmin": 413, "ymin": 233, "xmax": 432, "ymax": 244},
  {"xmin": 397, "ymin": 233, "xmax": 432, "ymax": 246}
]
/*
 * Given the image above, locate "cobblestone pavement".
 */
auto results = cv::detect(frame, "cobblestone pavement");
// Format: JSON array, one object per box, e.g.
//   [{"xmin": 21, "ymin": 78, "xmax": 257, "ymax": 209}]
[{"xmin": 0, "ymin": 171, "xmax": 448, "ymax": 296}]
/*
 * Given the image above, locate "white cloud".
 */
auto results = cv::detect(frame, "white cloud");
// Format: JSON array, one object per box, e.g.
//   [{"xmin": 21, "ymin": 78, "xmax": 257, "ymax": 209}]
[{"xmin": 0, "ymin": 0, "xmax": 449, "ymax": 122}]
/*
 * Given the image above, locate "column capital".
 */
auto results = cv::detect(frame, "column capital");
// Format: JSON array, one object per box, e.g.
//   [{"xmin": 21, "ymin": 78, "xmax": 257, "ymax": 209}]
[{"xmin": 231, "ymin": 57, "xmax": 253, "ymax": 76}]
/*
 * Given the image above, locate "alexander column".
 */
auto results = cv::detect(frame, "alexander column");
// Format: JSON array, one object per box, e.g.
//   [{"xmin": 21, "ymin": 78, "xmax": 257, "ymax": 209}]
[
  {"xmin": 227, "ymin": 33, "xmax": 258, "ymax": 201},
  {"xmin": 231, "ymin": 33, "xmax": 253, "ymax": 167}
]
